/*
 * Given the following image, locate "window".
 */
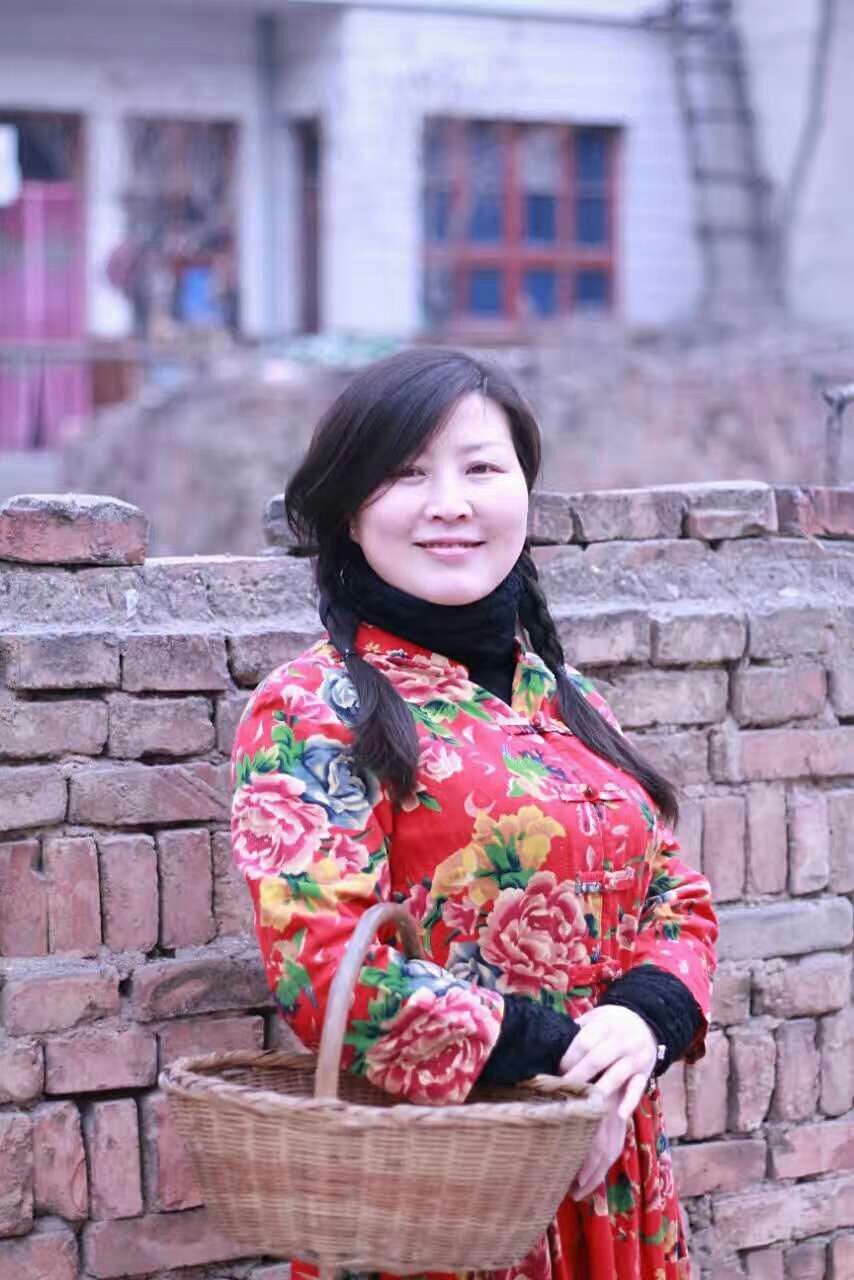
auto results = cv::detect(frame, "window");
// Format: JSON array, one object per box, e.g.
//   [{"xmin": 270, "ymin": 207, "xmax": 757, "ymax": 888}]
[{"xmin": 422, "ymin": 120, "xmax": 617, "ymax": 327}]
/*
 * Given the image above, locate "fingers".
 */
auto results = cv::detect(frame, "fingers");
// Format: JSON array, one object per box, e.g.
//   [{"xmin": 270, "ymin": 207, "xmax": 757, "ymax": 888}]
[{"xmin": 617, "ymin": 1073, "xmax": 648, "ymax": 1123}]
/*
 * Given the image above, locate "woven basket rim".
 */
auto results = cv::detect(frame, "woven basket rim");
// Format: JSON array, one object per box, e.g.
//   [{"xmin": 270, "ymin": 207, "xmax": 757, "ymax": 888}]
[{"xmin": 159, "ymin": 1048, "xmax": 608, "ymax": 1130}]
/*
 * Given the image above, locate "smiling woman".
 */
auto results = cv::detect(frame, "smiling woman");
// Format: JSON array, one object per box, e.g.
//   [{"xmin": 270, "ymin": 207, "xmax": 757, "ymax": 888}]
[{"xmin": 231, "ymin": 347, "xmax": 717, "ymax": 1280}]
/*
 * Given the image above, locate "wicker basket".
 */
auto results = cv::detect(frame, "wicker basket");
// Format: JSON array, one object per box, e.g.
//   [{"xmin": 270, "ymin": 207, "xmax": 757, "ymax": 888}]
[{"xmin": 159, "ymin": 902, "xmax": 606, "ymax": 1276}]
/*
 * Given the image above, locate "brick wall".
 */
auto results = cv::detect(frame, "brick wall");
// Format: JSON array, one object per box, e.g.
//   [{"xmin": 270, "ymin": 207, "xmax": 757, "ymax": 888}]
[{"xmin": 0, "ymin": 482, "xmax": 852, "ymax": 1280}]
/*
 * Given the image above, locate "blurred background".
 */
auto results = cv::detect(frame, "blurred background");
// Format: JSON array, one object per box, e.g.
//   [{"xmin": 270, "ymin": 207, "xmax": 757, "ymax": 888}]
[{"xmin": 1, "ymin": 0, "xmax": 852, "ymax": 555}]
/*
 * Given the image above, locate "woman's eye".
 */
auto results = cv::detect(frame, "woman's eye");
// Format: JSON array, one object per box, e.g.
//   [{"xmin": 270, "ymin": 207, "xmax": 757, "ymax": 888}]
[
  {"xmin": 394, "ymin": 466, "xmax": 423, "ymax": 480},
  {"xmin": 468, "ymin": 462, "xmax": 499, "ymax": 474}
]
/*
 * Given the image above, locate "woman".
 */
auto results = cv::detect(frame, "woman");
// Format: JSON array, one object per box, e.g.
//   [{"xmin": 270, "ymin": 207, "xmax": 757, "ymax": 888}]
[{"xmin": 230, "ymin": 348, "xmax": 718, "ymax": 1280}]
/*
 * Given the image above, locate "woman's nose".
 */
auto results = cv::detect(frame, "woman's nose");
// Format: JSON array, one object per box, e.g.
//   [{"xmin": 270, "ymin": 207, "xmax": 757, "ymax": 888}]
[{"xmin": 423, "ymin": 481, "xmax": 473, "ymax": 520}]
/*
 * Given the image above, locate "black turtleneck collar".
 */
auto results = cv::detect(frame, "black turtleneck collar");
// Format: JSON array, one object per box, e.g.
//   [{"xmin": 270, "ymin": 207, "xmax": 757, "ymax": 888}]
[{"xmin": 332, "ymin": 548, "xmax": 523, "ymax": 706}]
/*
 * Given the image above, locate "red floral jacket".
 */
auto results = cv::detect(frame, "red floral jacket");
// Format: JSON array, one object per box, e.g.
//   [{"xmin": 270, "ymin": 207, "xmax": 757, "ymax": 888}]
[{"xmin": 230, "ymin": 624, "xmax": 718, "ymax": 1106}]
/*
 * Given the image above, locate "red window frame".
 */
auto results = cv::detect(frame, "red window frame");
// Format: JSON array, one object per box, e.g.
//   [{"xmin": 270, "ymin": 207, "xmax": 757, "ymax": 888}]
[{"xmin": 422, "ymin": 118, "xmax": 619, "ymax": 332}]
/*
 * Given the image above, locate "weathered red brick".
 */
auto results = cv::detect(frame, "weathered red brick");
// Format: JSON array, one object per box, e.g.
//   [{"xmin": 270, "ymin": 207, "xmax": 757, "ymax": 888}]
[
  {"xmin": 627, "ymin": 730, "xmax": 709, "ymax": 787},
  {"xmin": 84, "ymin": 1099, "xmax": 143, "ymax": 1220},
  {"xmin": 140, "ymin": 1091, "xmax": 202, "ymax": 1211},
  {"xmin": 215, "ymin": 692, "xmax": 251, "ymax": 755},
  {"xmin": 265, "ymin": 1011, "xmax": 306, "ymax": 1052},
  {"xmin": 657, "ymin": 1061, "xmax": 687, "ymax": 1139},
  {"xmin": 827, "ymin": 790, "xmax": 854, "ymax": 893},
  {"xmin": 43, "ymin": 835, "xmax": 101, "ymax": 956},
  {"xmin": 712, "ymin": 1173, "xmax": 854, "ymax": 1250},
  {"xmin": 45, "ymin": 1026, "xmax": 157, "ymax": 1094},
  {"xmin": 717, "ymin": 897, "xmax": 852, "ymax": 962},
  {"xmin": 81, "ymin": 1206, "xmax": 249, "ymax": 1277},
  {"xmin": 745, "ymin": 1249, "xmax": 783, "ymax": 1280},
  {"xmin": 672, "ymin": 1137, "xmax": 766, "ymax": 1198},
  {"xmin": 711, "ymin": 725, "xmax": 854, "ymax": 782},
  {"xmin": 32, "ymin": 1102, "xmax": 87, "ymax": 1220},
  {"xmin": 0, "ymin": 1218, "xmax": 78, "ymax": 1279},
  {"xmin": 729, "ymin": 1024, "xmax": 776, "ymax": 1133},
  {"xmin": 0, "ymin": 1111, "xmax": 32, "ymax": 1236},
  {"xmin": 829, "ymin": 660, "xmax": 854, "ymax": 716},
  {"xmin": 69, "ymin": 761, "xmax": 229, "ymax": 825},
  {"xmin": 1, "ymin": 964, "xmax": 119, "ymax": 1034},
  {"xmin": 785, "ymin": 1240, "xmax": 826, "ymax": 1280},
  {"xmin": 228, "ymin": 629, "xmax": 318, "ymax": 688},
  {"xmin": 731, "ymin": 663, "xmax": 826, "ymax": 727},
  {"xmin": 775, "ymin": 485, "xmax": 854, "ymax": 539},
  {"xmin": 0, "ymin": 493, "xmax": 148, "ymax": 565},
  {"xmin": 748, "ymin": 605, "xmax": 834, "ymax": 659},
  {"xmin": 0, "ymin": 632, "xmax": 120, "ymax": 690},
  {"xmin": 0, "ymin": 839, "xmax": 47, "ymax": 955},
  {"xmin": 650, "ymin": 607, "xmax": 746, "ymax": 665},
  {"xmin": 746, "ymin": 786, "xmax": 788, "ymax": 895},
  {"xmin": 568, "ymin": 487, "xmax": 684, "ymax": 542},
  {"xmin": 685, "ymin": 1029, "xmax": 729, "ymax": 1139},
  {"xmin": 555, "ymin": 604, "xmax": 651, "ymax": 667},
  {"xmin": 685, "ymin": 507, "xmax": 774, "ymax": 540},
  {"xmin": 753, "ymin": 952, "xmax": 850, "ymax": 1019},
  {"xmin": 107, "ymin": 693, "xmax": 214, "ymax": 758},
  {"xmin": 122, "ymin": 633, "xmax": 229, "ymax": 692},
  {"xmin": 157, "ymin": 828, "xmax": 215, "ymax": 947},
  {"xmin": 772, "ymin": 1019, "xmax": 820, "ymax": 1122},
  {"xmin": 0, "ymin": 1039, "xmax": 43, "ymax": 1104},
  {"xmin": 156, "ymin": 1013, "xmax": 265, "ymax": 1067},
  {"xmin": 787, "ymin": 789, "xmax": 830, "ymax": 895},
  {"xmin": 132, "ymin": 948, "xmax": 270, "ymax": 1022},
  {"xmin": 527, "ymin": 490, "xmax": 576, "ymax": 543},
  {"xmin": 820, "ymin": 1007, "xmax": 853, "ymax": 1117},
  {"xmin": 673, "ymin": 797, "xmax": 703, "ymax": 872},
  {"xmin": 702, "ymin": 794, "xmax": 745, "ymax": 903},
  {"xmin": 0, "ymin": 766, "xmax": 66, "ymax": 836},
  {"xmin": 602, "ymin": 669, "xmax": 728, "ymax": 729},
  {"xmin": 769, "ymin": 1116, "xmax": 854, "ymax": 1180},
  {"xmin": 97, "ymin": 834, "xmax": 159, "ymax": 952},
  {"xmin": 0, "ymin": 697, "xmax": 107, "ymax": 758},
  {"xmin": 212, "ymin": 829, "xmax": 253, "ymax": 937},
  {"xmin": 830, "ymin": 1233, "xmax": 854, "ymax": 1279},
  {"xmin": 710, "ymin": 964, "xmax": 750, "ymax": 1026}
]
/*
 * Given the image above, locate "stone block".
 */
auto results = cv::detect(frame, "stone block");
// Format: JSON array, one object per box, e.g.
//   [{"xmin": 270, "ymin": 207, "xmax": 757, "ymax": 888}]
[
  {"xmin": 81, "ymin": 1206, "xmax": 249, "ymax": 1277},
  {"xmin": 1, "ymin": 964, "xmax": 120, "ymax": 1034},
  {"xmin": 672, "ymin": 1137, "xmax": 766, "ymax": 1197},
  {"xmin": 784, "ymin": 1240, "xmax": 826, "ymax": 1280},
  {"xmin": 212, "ymin": 829, "xmax": 254, "ymax": 937},
  {"xmin": 107, "ymin": 693, "xmax": 214, "ymax": 758},
  {"xmin": 710, "ymin": 964, "xmax": 751, "ymax": 1026},
  {"xmin": 45, "ymin": 1026, "xmax": 157, "ymax": 1094},
  {"xmin": 775, "ymin": 485, "xmax": 854, "ymax": 539},
  {"xmin": 827, "ymin": 790, "xmax": 854, "ymax": 893},
  {"xmin": 0, "ymin": 1039, "xmax": 43, "ymax": 1104},
  {"xmin": 650, "ymin": 607, "xmax": 746, "ymax": 665},
  {"xmin": 787, "ymin": 789, "xmax": 830, "ymax": 896},
  {"xmin": 156, "ymin": 1013, "xmax": 265, "ymax": 1067},
  {"xmin": 0, "ymin": 697, "xmax": 108, "ymax": 758},
  {"xmin": 729, "ymin": 1023, "xmax": 776, "ymax": 1132},
  {"xmin": 69, "ymin": 761, "xmax": 230, "ymax": 825},
  {"xmin": 710, "ymin": 726, "xmax": 854, "ymax": 782},
  {"xmin": 746, "ymin": 787, "xmax": 788, "ymax": 895},
  {"xmin": 712, "ymin": 1173, "xmax": 854, "ymax": 1250},
  {"xmin": 828, "ymin": 659, "xmax": 854, "ymax": 716},
  {"xmin": 131, "ymin": 949, "xmax": 271, "ymax": 1022},
  {"xmin": 702, "ymin": 794, "xmax": 746, "ymax": 903},
  {"xmin": 748, "ymin": 606, "xmax": 834, "ymax": 659},
  {"xmin": 215, "ymin": 693, "xmax": 250, "ymax": 755},
  {"xmin": 227, "ymin": 629, "xmax": 318, "ymax": 687},
  {"xmin": 0, "ymin": 1111, "xmax": 32, "ymax": 1237},
  {"xmin": 32, "ymin": 1102, "xmax": 87, "ymax": 1220},
  {"xmin": 84, "ymin": 1099, "xmax": 143, "ymax": 1220},
  {"xmin": 555, "ymin": 604, "xmax": 651, "ymax": 667},
  {"xmin": 43, "ymin": 836, "xmax": 102, "ymax": 955},
  {"xmin": 603, "ymin": 669, "xmax": 728, "ymax": 729},
  {"xmin": 527, "ymin": 490, "xmax": 577, "ymax": 543},
  {"xmin": 97, "ymin": 834, "xmax": 159, "ymax": 952},
  {"xmin": 658, "ymin": 1061, "xmax": 687, "ymax": 1139},
  {"xmin": 0, "ymin": 766, "xmax": 66, "ymax": 836},
  {"xmin": 0, "ymin": 1219, "xmax": 78, "ymax": 1279},
  {"xmin": 0, "ymin": 632, "xmax": 120, "ymax": 690},
  {"xmin": 753, "ymin": 952, "xmax": 850, "ymax": 1019},
  {"xmin": 0, "ymin": 839, "xmax": 47, "ymax": 955},
  {"xmin": 771, "ymin": 1019, "xmax": 820, "ymax": 1122},
  {"xmin": 156, "ymin": 828, "xmax": 215, "ymax": 948},
  {"xmin": 140, "ymin": 1091, "xmax": 202, "ymax": 1211},
  {"xmin": 628, "ymin": 730, "xmax": 710, "ymax": 787},
  {"xmin": 769, "ymin": 1116, "xmax": 854, "ymax": 1180},
  {"xmin": 717, "ymin": 898, "xmax": 852, "ymax": 962},
  {"xmin": 568, "ymin": 486, "xmax": 684, "ymax": 542},
  {"xmin": 122, "ymin": 633, "xmax": 229, "ymax": 692},
  {"xmin": 731, "ymin": 664, "xmax": 826, "ymax": 727},
  {"xmin": 820, "ymin": 1007, "xmax": 853, "ymax": 1117},
  {"xmin": 0, "ymin": 493, "xmax": 148, "ymax": 565},
  {"xmin": 685, "ymin": 1029, "xmax": 729, "ymax": 1139}
]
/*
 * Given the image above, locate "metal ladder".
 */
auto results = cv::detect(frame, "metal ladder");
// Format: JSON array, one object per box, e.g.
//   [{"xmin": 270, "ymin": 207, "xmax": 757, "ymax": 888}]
[{"xmin": 665, "ymin": 0, "xmax": 780, "ymax": 315}]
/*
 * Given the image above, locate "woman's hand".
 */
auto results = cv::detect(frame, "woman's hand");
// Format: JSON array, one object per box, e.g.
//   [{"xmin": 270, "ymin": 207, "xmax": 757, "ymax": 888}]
[
  {"xmin": 560, "ymin": 1006, "xmax": 658, "ymax": 1200},
  {"xmin": 567, "ymin": 1094, "xmax": 628, "ymax": 1201},
  {"xmin": 559, "ymin": 1005, "xmax": 657, "ymax": 1123}
]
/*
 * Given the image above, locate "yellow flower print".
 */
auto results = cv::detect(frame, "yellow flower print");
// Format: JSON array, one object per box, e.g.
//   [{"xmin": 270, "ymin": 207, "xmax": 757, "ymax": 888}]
[
  {"xmin": 430, "ymin": 842, "xmax": 492, "ymax": 902},
  {"xmin": 471, "ymin": 805, "xmax": 565, "ymax": 870}
]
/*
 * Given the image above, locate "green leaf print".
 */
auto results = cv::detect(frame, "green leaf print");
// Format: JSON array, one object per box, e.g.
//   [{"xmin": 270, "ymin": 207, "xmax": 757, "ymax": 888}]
[
  {"xmin": 457, "ymin": 699, "xmax": 494, "ymax": 723},
  {"xmin": 421, "ymin": 698, "xmax": 459, "ymax": 721},
  {"xmin": 275, "ymin": 958, "xmax": 313, "ymax": 1013},
  {"xmin": 417, "ymin": 791, "xmax": 442, "ymax": 813},
  {"xmin": 663, "ymin": 921, "xmax": 681, "ymax": 940},
  {"xmin": 642, "ymin": 1218, "xmax": 670, "ymax": 1246},
  {"xmin": 235, "ymin": 746, "xmax": 280, "ymax": 786},
  {"xmin": 639, "ymin": 799, "xmax": 657, "ymax": 832},
  {"xmin": 606, "ymin": 1173, "xmax": 635, "ymax": 1216},
  {"xmin": 568, "ymin": 672, "xmax": 597, "ymax": 696},
  {"xmin": 271, "ymin": 713, "xmax": 302, "ymax": 769},
  {"xmin": 410, "ymin": 705, "xmax": 459, "ymax": 741},
  {"xmin": 648, "ymin": 871, "xmax": 681, "ymax": 899},
  {"xmin": 281, "ymin": 872, "xmax": 324, "ymax": 906}
]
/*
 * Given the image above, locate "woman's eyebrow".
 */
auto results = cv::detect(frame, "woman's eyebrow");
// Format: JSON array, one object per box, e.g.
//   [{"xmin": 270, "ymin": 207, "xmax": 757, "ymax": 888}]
[{"xmin": 456, "ymin": 440, "xmax": 504, "ymax": 455}]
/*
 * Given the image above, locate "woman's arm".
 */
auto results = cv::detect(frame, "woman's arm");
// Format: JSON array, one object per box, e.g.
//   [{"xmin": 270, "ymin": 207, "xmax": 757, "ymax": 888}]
[{"xmin": 231, "ymin": 668, "xmax": 504, "ymax": 1105}]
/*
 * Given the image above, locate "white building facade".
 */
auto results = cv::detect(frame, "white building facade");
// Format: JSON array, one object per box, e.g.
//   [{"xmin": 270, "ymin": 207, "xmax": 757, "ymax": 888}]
[{"xmin": 1, "ymin": 0, "xmax": 705, "ymax": 351}]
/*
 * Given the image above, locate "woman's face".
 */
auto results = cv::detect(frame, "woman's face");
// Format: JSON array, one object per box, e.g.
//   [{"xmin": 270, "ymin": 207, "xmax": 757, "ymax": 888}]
[{"xmin": 349, "ymin": 392, "xmax": 530, "ymax": 606}]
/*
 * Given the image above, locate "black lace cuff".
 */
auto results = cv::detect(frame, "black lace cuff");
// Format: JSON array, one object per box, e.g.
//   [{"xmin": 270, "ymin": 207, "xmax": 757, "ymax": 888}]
[
  {"xmin": 598, "ymin": 965, "xmax": 704, "ymax": 1075},
  {"xmin": 479, "ymin": 995, "xmax": 581, "ymax": 1086}
]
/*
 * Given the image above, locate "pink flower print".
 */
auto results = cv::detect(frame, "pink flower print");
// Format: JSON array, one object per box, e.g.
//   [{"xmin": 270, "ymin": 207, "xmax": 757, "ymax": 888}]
[{"xmin": 231, "ymin": 773, "xmax": 328, "ymax": 876}]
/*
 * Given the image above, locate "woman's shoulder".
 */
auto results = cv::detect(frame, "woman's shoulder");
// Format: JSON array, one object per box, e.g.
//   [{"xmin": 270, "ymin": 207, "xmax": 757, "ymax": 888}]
[{"xmin": 236, "ymin": 635, "xmax": 357, "ymax": 736}]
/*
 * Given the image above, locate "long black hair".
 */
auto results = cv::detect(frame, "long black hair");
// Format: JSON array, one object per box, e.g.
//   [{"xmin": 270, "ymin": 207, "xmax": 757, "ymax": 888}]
[{"xmin": 286, "ymin": 347, "xmax": 678, "ymax": 825}]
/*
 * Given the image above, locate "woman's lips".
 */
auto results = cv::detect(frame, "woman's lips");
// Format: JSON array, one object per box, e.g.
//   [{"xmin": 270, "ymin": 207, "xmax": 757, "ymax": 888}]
[{"xmin": 416, "ymin": 541, "xmax": 484, "ymax": 559}]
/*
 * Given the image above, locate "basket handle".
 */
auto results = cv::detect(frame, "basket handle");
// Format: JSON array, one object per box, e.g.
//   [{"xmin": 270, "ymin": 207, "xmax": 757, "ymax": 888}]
[{"xmin": 314, "ymin": 900, "xmax": 423, "ymax": 1100}]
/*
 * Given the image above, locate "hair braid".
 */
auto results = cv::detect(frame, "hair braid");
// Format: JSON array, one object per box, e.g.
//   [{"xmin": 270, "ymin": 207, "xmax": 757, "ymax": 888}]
[
  {"xmin": 517, "ymin": 549, "xmax": 679, "ymax": 826},
  {"xmin": 317, "ymin": 553, "xmax": 419, "ymax": 802}
]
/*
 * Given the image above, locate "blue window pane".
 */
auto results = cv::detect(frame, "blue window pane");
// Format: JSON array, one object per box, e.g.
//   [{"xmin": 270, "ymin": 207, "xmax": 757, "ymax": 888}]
[
  {"xmin": 524, "ymin": 269, "xmax": 558, "ymax": 317},
  {"xmin": 423, "ymin": 263, "xmax": 453, "ymax": 325},
  {"xmin": 425, "ymin": 121, "xmax": 450, "ymax": 182},
  {"xmin": 468, "ymin": 123, "xmax": 502, "ymax": 187},
  {"xmin": 525, "ymin": 193, "xmax": 557, "ymax": 242},
  {"xmin": 469, "ymin": 268, "xmax": 503, "ymax": 315},
  {"xmin": 577, "ymin": 196, "xmax": 607, "ymax": 245},
  {"xmin": 576, "ymin": 269, "xmax": 609, "ymax": 308},
  {"xmin": 469, "ymin": 193, "xmax": 503, "ymax": 241},
  {"xmin": 425, "ymin": 189, "xmax": 451, "ymax": 241},
  {"xmin": 576, "ymin": 130, "xmax": 608, "ymax": 183}
]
